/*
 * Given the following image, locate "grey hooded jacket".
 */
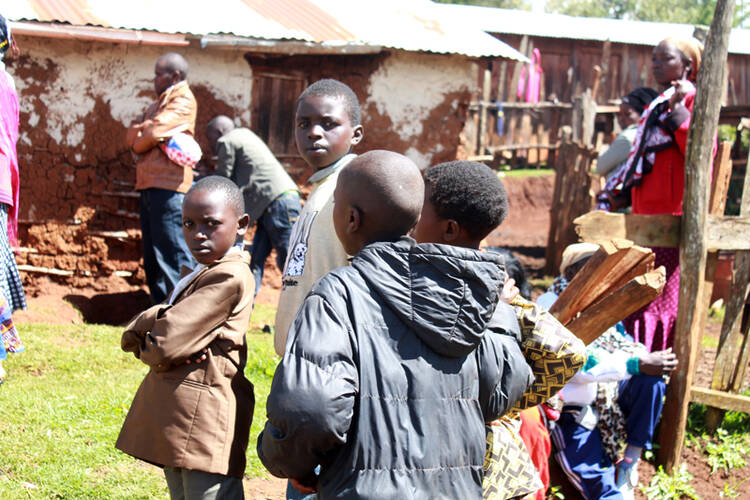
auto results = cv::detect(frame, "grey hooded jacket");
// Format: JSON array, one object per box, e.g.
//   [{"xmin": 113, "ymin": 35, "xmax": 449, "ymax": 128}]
[{"xmin": 258, "ymin": 238, "xmax": 534, "ymax": 499}]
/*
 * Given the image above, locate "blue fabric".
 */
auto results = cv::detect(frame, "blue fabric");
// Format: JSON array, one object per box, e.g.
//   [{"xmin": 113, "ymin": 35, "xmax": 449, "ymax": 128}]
[
  {"xmin": 285, "ymin": 464, "xmax": 319, "ymax": 500},
  {"xmin": 139, "ymin": 188, "xmax": 195, "ymax": 304},
  {"xmin": 0, "ymin": 333, "xmax": 6, "ymax": 360},
  {"xmin": 617, "ymin": 375, "xmax": 666, "ymax": 449},
  {"xmin": 551, "ymin": 413, "xmax": 623, "ymax": 500},
  {"xmin": 250, "ymin": 191, "xmax": 301, "ymax": 296},
  {"xmin": 552, "ymin": 375, "xmax": 666, "ymax": 499}
]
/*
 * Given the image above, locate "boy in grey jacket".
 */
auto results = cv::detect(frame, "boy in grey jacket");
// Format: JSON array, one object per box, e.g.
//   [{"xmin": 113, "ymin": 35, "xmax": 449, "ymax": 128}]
[{"xmin": 258, "ymin": 151, "xmax": 533, "ymax": 499}]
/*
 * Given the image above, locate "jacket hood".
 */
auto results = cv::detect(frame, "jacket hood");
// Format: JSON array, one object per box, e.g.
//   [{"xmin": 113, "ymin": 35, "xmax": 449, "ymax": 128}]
[{"xmin": 351, "ymin": 238, "xmax": 507, "ymax": 358}]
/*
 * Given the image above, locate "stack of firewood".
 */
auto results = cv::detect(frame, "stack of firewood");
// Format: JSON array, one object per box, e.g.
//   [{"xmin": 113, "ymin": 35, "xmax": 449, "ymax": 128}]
[{"xmin": 549, "ymin": 239, "xmax": 667, "ymax": 344}]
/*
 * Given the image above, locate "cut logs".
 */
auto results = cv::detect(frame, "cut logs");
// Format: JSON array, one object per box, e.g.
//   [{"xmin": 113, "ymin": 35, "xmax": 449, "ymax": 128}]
[
  {"xmin": 548, "ymin": 239, "xmax": 666, "ymax": 345},
  {"xmin": 566, "ymin": 267, "xmax": 666, "ymax": 345},
  {"xmin": 550, "ymin": 240, "xmax": 655, "ymax": 325}
]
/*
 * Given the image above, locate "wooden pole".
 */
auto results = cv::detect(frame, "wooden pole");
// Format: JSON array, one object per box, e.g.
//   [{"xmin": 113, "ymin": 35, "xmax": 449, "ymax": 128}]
[{"xmin": 656, "ymin": 0, "xmax": 736, "ymax": 472}]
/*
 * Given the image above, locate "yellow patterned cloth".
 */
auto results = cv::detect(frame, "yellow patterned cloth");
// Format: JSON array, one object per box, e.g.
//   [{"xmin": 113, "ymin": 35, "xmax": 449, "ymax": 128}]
[
  {"xmin": 483, "ymin": 416, "xmax": 543, "ymax": 499},
  {"xmin": 483, "ymin": 296, "xmax": 585, "ymax": 499},
  {"xmin": 509, "ymin": 296, "xmax": 586, "ymax": 413}
]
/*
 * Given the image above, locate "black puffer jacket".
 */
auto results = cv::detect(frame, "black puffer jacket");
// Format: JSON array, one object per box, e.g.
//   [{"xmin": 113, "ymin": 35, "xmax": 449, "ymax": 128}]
[{"xmin": 258, "ymin": 239, "xmax": 534, "ymax": 499}]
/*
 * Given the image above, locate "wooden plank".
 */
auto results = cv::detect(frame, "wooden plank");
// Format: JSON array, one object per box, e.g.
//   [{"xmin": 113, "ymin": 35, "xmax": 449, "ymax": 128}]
[
  {"xmin": 478, "ymin": 68, "xmax": 492, "ymax": 156},
  {"xmin": 690, "ymin": 386, "xmax": 750, "ymax": 413},
  {"xmin": 575, "ymin": 211, "xmax": 681, "ymax": 247},
  {"xmin": 706, "ymin": 215, "xmax": 750, "ymax": 250},
  {"xmin": 567, "ymin": 267, "xmax": 667, "ymax": 345},
  {"xmin": 657, "ymin": 0, "xmax": 736, "ymax": 472},
  {"xmin": 497, "ymin": 61, "xmax": 508, "ymax": 103},
  {"xmin": 574, "ymin": 211, "xmax": 750, "ymax": 250},
  {"xmin": 709, "ymin": 141, "xmax": 733, "ymax": 214}
]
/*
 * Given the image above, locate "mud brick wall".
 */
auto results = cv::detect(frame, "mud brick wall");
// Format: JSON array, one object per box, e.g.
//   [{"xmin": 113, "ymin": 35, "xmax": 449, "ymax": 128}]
[{"xmin": 7, "ymin": 36, "xmax": 478, "ymax": 294}]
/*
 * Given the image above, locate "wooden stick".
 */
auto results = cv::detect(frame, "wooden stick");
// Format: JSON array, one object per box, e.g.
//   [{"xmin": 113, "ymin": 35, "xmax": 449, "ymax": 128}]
[
  {"xmin": 567, "ymin": 267, "xmax": 666, "ymax": 345},
  {"xmin": 708, "ymin": 141, "xmax": 733, "ymax": 214},
  {"xmin": 17, "ymin": 264, "xmax": 74, "ymax": 276},
  {"xmin": 657, "ymin": 0, "xmax": 736, "ymax": 472}
]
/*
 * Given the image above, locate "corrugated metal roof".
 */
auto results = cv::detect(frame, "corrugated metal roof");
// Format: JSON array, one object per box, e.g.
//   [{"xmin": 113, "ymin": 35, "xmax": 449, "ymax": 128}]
[
  {"xmin": 2, "ymin": 0, "xmax": 527, "ymax": 60},
  {"xmin": 432, "ymin": 3, "xmax": 750, "ymax": 56}
]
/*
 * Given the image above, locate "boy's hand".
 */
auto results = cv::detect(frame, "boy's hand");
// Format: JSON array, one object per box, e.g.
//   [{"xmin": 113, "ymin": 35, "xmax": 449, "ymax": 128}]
[
  {"xmin": 500, "ymin": 278, "xmax": 519, "ymax": 304},
  {"xmin": 290, "ymin": 475, "xmax": 318, "ymax": 495},
  {"xmin": 639, "ymin": 348, "xmax": 678, "ymax": 376},
  {"xmin": 184, "ymin": 348, "xmax": 208, "ymax": 365}
]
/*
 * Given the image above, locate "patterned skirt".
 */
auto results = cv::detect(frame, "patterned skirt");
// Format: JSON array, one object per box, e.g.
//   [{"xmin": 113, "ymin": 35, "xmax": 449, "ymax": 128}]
[
  {"xmin": 0, "ymin": 203, "xmax": 26, "ymax": 313},
  {"xmin": 622, "ymin": 246, "xmax": 679, "ymax": 351},
  {"xmin": 0, "ymin": 288, "xmax": 22, "ymax": 359}
]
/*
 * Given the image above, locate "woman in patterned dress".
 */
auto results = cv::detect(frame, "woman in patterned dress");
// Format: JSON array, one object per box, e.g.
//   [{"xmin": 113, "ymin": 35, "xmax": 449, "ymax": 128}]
[{"xmin": 0, "ymin": 13, "xmax": 27, "ymax": 382}]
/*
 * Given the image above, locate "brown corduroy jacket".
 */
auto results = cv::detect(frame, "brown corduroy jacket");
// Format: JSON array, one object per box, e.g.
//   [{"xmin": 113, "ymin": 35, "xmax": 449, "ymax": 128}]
[
  {"xmin": 126, "ymin": 80, "xmax": 196, "ymax": 193},
  {"xmin": 116, "ymin": 251, "xmax": 255, "ymax": 477}
]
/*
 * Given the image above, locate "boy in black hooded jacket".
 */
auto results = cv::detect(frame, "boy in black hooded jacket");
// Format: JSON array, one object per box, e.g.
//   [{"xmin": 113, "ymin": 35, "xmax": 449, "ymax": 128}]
[{"xmin": 258, "ymin": 151, "xmax": 534, "ymax": 499}]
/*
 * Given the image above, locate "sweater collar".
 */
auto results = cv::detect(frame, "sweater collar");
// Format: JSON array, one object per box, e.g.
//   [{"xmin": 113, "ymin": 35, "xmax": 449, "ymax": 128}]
[{"xmin": 307, "ymin": 153, "xmax": 356, "ymax": 185}]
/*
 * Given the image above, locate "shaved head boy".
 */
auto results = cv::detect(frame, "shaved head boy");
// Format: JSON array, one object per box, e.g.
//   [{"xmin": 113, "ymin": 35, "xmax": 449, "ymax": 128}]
[{"xmin": 332, "ymin": 150, "xmax": 424, "ymax": 255}]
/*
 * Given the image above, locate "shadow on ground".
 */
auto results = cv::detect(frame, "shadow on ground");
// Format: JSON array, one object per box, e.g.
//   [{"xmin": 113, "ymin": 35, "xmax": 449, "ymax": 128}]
[{"xmin": 64, "ymin": 290, "xmax": 152, "ymax": 325}]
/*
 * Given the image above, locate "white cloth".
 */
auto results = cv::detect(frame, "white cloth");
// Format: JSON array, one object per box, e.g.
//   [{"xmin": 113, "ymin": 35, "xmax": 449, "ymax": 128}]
[{"xmin": 273, "ymin": 154, "xmax": 356, "ymax": 355}]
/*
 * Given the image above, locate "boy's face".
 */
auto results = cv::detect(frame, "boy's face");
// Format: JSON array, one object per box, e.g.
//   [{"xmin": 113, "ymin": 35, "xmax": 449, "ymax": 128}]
[
  {"xmin": 295, "ymin": 95, "xmax": 363, "ymax": 170},
  {"xmin": 412, "ymin": 196, "xmax": 444, "ymax": 245},
  {"xmin": 182, "ymin": 190, "xmax": 245, "ymax": 265}
]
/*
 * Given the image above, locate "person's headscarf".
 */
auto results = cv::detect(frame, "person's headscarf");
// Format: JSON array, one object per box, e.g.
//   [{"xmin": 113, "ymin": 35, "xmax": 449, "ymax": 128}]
[
  {"xmin": 621, "ymin": 87, "xmax": 659, "ymax": 115},
  {"xmin": 559, "ymin": 243, "xmax": 599, "ymax": 277},
  {"xmin": 0, "ymin": 14, "xmax": 10, "ymax": 57},
  {"xmin": 663, "ymin": 36, "xmax": 704, "ymax": 82}
]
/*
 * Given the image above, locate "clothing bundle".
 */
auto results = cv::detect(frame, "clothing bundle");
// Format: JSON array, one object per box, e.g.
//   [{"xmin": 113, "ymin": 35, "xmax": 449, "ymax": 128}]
[{"xmin": 597, "ymin": 81, "xmax": 696, "ymax": 211}]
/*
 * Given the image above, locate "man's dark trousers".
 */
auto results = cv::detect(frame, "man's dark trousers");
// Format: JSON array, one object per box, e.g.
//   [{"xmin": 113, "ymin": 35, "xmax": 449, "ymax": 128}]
[{"xmin": 139, "ymin": 188, "xmax": 194, "ymax": 304}]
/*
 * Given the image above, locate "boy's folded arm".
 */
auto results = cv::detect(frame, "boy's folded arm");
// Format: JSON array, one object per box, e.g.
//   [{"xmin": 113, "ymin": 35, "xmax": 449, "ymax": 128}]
[
  {"xmin": 120, "ymin": 304, "xmax": 168, "ymax": 358},
  {"xmin": 509, "ymin": 297, "xmax": 586, "ymax": 411},
  {"xmin": 138, "ymin": 269, "xmax": 247, "ymax": 369},
  {"xmin": 258, "ymin": 292, "xmax": 358, "ymax": 479},
  {"xmin": 132, "ymin": 95, "xmax": 194, "ymax": 153}
]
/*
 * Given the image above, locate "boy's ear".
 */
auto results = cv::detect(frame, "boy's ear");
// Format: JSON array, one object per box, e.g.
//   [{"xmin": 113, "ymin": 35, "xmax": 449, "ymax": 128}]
[
  {"xmin": 350, "ymin": 125, "xmax": 364, "ymax": 147},
  {"xmin": 236, "ymin": 213, "xmax": 250, "ymax": 236},
  {"xmin": 442, "ymin": 219, "xmax": 461, "ymax": 243},
  {"xmin": 347, "ymin": 205, "xmax": 362, "ymax": 234}
]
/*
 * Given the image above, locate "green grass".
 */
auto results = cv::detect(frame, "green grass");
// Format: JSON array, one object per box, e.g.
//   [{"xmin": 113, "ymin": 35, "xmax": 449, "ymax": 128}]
[
  {"xmin": 0, "ymin": 321, "xmax": 279, "ymax": 499},
  {"xmin": 497, "ymin": 168, "xmax": 554, "ymax": 178}
]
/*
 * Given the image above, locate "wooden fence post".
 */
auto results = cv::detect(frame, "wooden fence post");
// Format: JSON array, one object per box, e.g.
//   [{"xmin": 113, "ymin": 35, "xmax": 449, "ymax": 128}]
[
  {"xmin": 705, "ymin": 144, "xmax": 750, "ymax": 432},
  {"xmin": 656, "ymin": 0, "xmax": 736, "ymax": 472}
]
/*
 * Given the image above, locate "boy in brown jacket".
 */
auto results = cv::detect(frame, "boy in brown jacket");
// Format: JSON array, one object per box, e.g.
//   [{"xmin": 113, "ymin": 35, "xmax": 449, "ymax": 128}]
[{"xmin": 116, "ymin": 176, "xmax": 254, "ymax": 500}]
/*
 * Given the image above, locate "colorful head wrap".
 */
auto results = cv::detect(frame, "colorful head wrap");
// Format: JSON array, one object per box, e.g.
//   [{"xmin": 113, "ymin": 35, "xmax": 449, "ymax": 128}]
[
  {"xmin": 663, "ymin": 36, "xmax": 704, "ymax": 81},
  {"xmin": 0, "ymin": 14, "xmax": 11, "ymax": 57}
]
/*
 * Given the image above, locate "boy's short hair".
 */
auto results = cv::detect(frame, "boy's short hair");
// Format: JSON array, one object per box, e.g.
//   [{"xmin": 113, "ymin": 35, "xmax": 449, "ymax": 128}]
[
  {"xmin": 297, "ymin": 79, "xmax": 361, "ymax": 126},
  {"xmin": 424, "ymin": 161, "xmax": 508, "ymax": 240},
  {"xmin": 187, "ymin": 175, "xmax": 245, "ymax": 216}
]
